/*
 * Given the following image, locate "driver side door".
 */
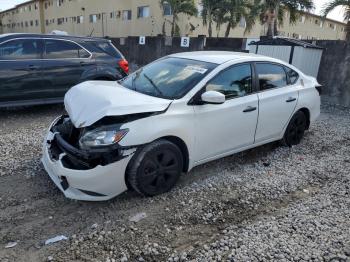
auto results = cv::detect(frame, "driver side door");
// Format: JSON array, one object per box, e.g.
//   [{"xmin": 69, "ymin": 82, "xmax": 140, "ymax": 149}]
[{"xmin": 193, "ymin": 63, "xmax": 259, "ymax": 163}]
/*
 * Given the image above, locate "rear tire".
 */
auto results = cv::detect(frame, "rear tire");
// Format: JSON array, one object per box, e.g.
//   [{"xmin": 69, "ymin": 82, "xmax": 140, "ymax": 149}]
[
  {"xmin": 283, "ymin": 111, "xmax": 307, "ymax": 147},
  {"xmin": 127, "ymin": 140, "xmax": 183, "ymax": 196}
]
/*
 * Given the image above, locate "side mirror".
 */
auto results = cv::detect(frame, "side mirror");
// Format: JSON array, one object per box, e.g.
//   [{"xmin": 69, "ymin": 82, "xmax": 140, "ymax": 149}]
[{"xmin": 201, "ymin": 91, "xmax": 225, "ymax": 105}]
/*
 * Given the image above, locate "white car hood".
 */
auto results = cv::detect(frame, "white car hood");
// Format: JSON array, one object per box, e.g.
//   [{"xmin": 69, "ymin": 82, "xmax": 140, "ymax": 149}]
[{"xmin": 64, "ymin": 81, "xmax": 172, "ymax": 128}]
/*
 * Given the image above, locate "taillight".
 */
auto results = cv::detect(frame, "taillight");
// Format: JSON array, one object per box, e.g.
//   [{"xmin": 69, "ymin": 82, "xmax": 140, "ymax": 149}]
[{"xmin": 118, "ymin": 59, "xmax": 129, "ymax": 74}]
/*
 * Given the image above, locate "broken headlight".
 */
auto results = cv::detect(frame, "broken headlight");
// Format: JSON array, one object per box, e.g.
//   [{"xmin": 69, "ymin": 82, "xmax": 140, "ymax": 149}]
[{"xmin": 79, "ymin": 127, "xmax": 129, "ymax": 149}]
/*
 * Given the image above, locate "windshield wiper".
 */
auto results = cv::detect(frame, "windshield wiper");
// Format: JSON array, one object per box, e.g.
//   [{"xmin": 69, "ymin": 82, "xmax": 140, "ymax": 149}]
[{"xmin": 143, "ymin": 74, "xmax": 164, "ymax": 97}]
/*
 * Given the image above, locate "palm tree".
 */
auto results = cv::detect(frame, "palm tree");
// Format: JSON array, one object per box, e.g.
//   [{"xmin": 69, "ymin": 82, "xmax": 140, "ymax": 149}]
[
  {"xmin": 160, "ymin": 0, "xmax": 198, "ymax": 36},
  {"xmin": 223, "ymin": 0, "xmax": 263, "ymax": 37},
  {"xmin": 201, "ymin": 0, "xmax": 218, "ymax": 37},
  {"xmin": 322, "ymin": 0, "xmax": 350, "ymax": 41},
  {"xmin": 260, "ymin": 0, "xmax": 314, "ymax": 38},
  {"xmin": 201, "ymin": 0, "xmax": 230, "ymax": 37}
]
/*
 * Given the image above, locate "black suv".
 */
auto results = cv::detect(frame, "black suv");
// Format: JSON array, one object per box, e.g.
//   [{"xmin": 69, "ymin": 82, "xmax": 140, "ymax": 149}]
[{"xmin": 0, "ymin": 33, "xmax": 128, "ymax": 107}]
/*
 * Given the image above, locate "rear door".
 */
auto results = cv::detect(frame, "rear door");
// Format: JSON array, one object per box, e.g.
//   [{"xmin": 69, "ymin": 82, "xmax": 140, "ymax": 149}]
[
  {"xmin": 254, "ymin": 62, "xmax": 299, "ymax": 143},
  {"xmin": 42, "ymin": 38, "xmax": 95, "ymax": 98},
  {"xmin": 0, "ymin": 38, "xmax": 44, "ymax": 103}
]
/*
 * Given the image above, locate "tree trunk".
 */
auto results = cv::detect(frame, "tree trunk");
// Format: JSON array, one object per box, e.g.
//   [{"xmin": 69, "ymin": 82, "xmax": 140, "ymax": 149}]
[
  {"xmin": 225, "ymin": 22, "xmax": 231, "ymax": 38},
  {"xmin": 274, "ymin": 19, "xmax": 278, "ymax": 36},
  {"xmin": 208, "ymin": 20, "xmax": 212, "ymax": 37},
  {"xmin": 266, "ymin": 11, "xmax": 275, "ymax": 38},
  {"xmin": 171, "ymin": 15, "xmax": 176, "ymax": 37},
  {"xmin": 346, "ymin": 20, "xmax": 350, "ymax": 42}
]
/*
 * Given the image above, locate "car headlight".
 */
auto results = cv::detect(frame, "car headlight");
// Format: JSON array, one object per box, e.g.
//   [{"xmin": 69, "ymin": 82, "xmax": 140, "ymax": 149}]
[{"xmin": 79, "ymin": 127, "xmax": 129, "ymax": 149}]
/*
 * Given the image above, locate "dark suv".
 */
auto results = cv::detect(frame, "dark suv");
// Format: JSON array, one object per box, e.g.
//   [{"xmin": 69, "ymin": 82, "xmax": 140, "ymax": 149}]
[{"xmin": 0, "ymin": 33, "xmax": 128, "ymax": 107}]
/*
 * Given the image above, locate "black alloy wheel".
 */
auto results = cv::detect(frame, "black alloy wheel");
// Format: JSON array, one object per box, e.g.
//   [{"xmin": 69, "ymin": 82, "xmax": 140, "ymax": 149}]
[
  {"xmin": 283, "ymin": 111, "xmax": 307, "ymax": 147},
  {"xmin": 127, "ymin": 140, "xmax": 183, "ymax": 196}
]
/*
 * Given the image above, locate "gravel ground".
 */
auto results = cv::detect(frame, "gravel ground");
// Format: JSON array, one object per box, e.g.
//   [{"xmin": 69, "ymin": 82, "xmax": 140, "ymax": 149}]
[{"xmin": 0, "ymin": 101, "xmax": 349, "ymax": 262}]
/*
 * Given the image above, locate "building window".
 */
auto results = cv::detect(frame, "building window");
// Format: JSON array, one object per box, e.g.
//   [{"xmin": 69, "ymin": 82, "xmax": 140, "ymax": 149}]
[
  {"xmin": 90, "ymin": 14, "xmax": 100, "ymax": 23},
  {"xmin": 77, "ymin": 16, "xmax": 84, "ymax": 24},
  {"xmin": 137, "ymin": 6, "xmax": 150, "ymax": 18},
  {"xmin": 57, "ymin": 18, "xmax": 64, "ymax": 25},
  {"xmin": 35, "ymin": 20, "xmax": 39, "ymax": 26},
  {"xmin": 122, "ymin": 10, "xmax": 132, "ymax": 21},
  {"xmin": 299, "ymin": 16, "xmax": 305, "ymax": 23},
  {"xmin": 163, "ymin": 2, "xmax": 172, "ymax": 16},
  {"xmin": 57, "ymin": 0, "xmax": 64, "ymax": 7},
  {"xmin": 30, "ymin": 20, "xmax": 34, "ymax": 26}
]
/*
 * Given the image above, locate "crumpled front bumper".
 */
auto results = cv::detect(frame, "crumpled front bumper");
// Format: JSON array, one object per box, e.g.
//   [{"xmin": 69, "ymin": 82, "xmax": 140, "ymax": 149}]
[{"xmin": 41, "ymin": 117, "xmax": 135, "ymax": 201}]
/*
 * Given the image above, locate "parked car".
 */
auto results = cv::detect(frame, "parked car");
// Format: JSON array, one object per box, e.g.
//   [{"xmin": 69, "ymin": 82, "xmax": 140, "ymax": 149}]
[
  {"xmin": 0, "ymin": 33, "xmax": 128, "ymax": 107},
  {"xmin": 42, "ymin": 51, "xmax": 321, "ymax": 201}
]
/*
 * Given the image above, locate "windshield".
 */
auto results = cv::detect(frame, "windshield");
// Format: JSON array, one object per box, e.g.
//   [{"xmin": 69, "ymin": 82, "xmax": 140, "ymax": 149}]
[{"xmin": 120, "ymin": 57, "xmax": 216, "ymax": 99}]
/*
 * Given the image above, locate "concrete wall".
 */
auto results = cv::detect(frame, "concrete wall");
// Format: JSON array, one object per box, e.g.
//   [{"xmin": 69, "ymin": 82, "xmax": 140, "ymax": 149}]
[
  {"xmin": 111, "ymin": 36, "xmax": 245, "ymax": 67},
  {"xmin": 112, "ymin": 36, "xmax": 350, "ymax": 107},
  {"xmin": 315, "ymin": 41, "xmax": 350, "ymax": 107}
]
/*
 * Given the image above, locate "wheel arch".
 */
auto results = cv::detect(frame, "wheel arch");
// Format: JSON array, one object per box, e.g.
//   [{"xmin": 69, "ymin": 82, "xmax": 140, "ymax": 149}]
[
  {"xmin": 159, "ymin": 136, "xmax": 190, "ymax": 173},
  {"xmin": 298, "ymin": 107, "xmax": 311, "ymax": 130}
]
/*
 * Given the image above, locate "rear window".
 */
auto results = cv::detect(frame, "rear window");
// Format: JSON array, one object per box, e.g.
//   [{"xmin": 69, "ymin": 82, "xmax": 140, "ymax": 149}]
[
  {"xmin": 90, "ymin": 41, "xmax": 122, "ymax": 58},
  {"xmin": 284, "ymin": 66, "xmax": 299, "ymax": 85},
  {"xmin": 44, "ymin": 39, "xmax": 90, "ymax": 59}
]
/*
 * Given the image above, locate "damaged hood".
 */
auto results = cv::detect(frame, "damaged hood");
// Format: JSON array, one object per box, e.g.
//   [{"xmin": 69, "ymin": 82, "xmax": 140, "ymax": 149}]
[{"xmin": 64, "ymin": 81, "xmax": 172, "ymax": 128}]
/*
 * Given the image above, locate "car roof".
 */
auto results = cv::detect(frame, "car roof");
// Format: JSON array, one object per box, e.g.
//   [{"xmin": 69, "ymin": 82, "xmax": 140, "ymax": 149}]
[
  {"xmin": 0, "ymin": 33, "xmax": 110, "ymax": 43},
  {"xmin": 169, "ymin": 51, "xmax": 274, "ymax": 65}
]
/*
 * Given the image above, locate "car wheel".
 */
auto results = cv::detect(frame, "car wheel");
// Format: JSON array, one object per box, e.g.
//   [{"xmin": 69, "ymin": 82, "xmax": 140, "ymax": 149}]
[
  {"xmin": 283, "ymin": 111, "xmax": 307, "ymax": 147},
  {"xmin": 127, "ymin": 140, "xmax": 183, "ymax": 196}
]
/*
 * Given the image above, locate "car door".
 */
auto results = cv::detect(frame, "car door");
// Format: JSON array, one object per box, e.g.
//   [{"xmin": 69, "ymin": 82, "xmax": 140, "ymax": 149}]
[
  {"xmin": 193, "ymin": 63, "xmax": 259, "ymax": 162},
  {"xmin": 42, "ymin": 38, "xmax": 95, "ymax": 98},
  {"xmin": 0, "ymin": 38, "xmax": 44, "ymax": 103},
  {"xmin": 254, "ymin": 62, "xmax": 299, "ymax": 143}
]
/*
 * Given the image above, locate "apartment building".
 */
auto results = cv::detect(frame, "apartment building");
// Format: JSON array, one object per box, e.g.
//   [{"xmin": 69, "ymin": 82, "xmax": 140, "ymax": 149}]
[{"xmin": 0, "ymin": 0, "xmax": 347, "ymax": 40}]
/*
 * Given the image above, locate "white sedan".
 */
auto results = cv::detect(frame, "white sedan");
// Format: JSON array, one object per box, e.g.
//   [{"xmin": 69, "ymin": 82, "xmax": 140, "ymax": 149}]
[{"xmin": 42, "ymin": 51, "xmax": 321, "ymax": 201}]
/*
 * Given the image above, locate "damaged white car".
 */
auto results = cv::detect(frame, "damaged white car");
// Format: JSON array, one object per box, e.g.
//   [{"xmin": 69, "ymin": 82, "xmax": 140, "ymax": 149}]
[{"xmin": 42, "ymin": 51, "xmax": 321, "ymax": 201}]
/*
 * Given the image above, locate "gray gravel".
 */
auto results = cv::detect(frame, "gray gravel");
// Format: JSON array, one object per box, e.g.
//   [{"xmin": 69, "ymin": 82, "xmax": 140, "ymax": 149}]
[{"xmin": 0, "ymin": 101, "xmax": 349, "ymax": 262}]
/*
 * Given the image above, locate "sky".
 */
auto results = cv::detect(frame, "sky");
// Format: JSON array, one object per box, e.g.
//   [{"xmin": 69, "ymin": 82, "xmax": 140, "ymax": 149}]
[{"xmin": 0, "ymin": 0, "xmax": 347, "ymax": 22}]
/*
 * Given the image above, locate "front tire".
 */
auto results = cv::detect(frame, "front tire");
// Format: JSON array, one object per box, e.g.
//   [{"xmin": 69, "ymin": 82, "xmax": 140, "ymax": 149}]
[
  {"xmin": 127, "ymin": 140, "xmax": 183, "ymax": 196},
  {"xmin": 283, "ymin": 111, "xmax": 307, "ymax": 147}
]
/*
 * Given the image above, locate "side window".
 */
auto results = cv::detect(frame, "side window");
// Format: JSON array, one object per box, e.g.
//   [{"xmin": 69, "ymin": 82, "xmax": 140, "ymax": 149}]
[
  {"xmin": 0, "ymin": 39, "xmax": 41, "ymax": 60},
  {"xmin": 44, "ymin": 39, "xmax": 90, "ymax": 59},
  {"xmin": 284, "ymin": 67, "xmax": 299, "ymax": 85},
  {"xmin": 256, "ymin": 63, "xmax": 287, "ymax": 91},
  {"xmin": 206, "ymin": 64, "xmax": 252, "ymax": 99}
]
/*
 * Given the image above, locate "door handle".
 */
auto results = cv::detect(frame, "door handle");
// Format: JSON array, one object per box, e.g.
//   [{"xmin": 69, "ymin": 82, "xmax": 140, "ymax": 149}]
[
  {"xmin": 286, "ymin": 97, "xmax": 297, "ymax": 103},
  {"xmin": 243, "ymin": 106, "xmax": 257, "ymax": 113},
  {"xmin": 80, "ymin": 61, "xmax": 88, "ymax": 66}
]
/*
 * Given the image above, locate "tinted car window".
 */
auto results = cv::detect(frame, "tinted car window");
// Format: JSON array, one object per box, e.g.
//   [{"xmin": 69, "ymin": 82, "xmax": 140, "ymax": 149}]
[
  {"xmin": 0, "ymin": 39, "xmax": 41, "ymax": 60},
  {"xmin": 121, "ymin": 57, "xmax": 216, "ymax": 99},
  {"xmin": 284, "ymin": 66, "xmax": 299, "ymax": 85},
  {"xmin": 91, "ymin": 41, "xmax": 122, "ymax": 58},
  {"xmin": 256, "ymin": 63, "xmax": 287, "ymax": 91},
  {"xmin": 44, "ymin": 39, "xmax": 90, "ymax": 59},
  {"xmin": 206, "ymin": 64, "xmax": 252, "ymax": 99}
]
